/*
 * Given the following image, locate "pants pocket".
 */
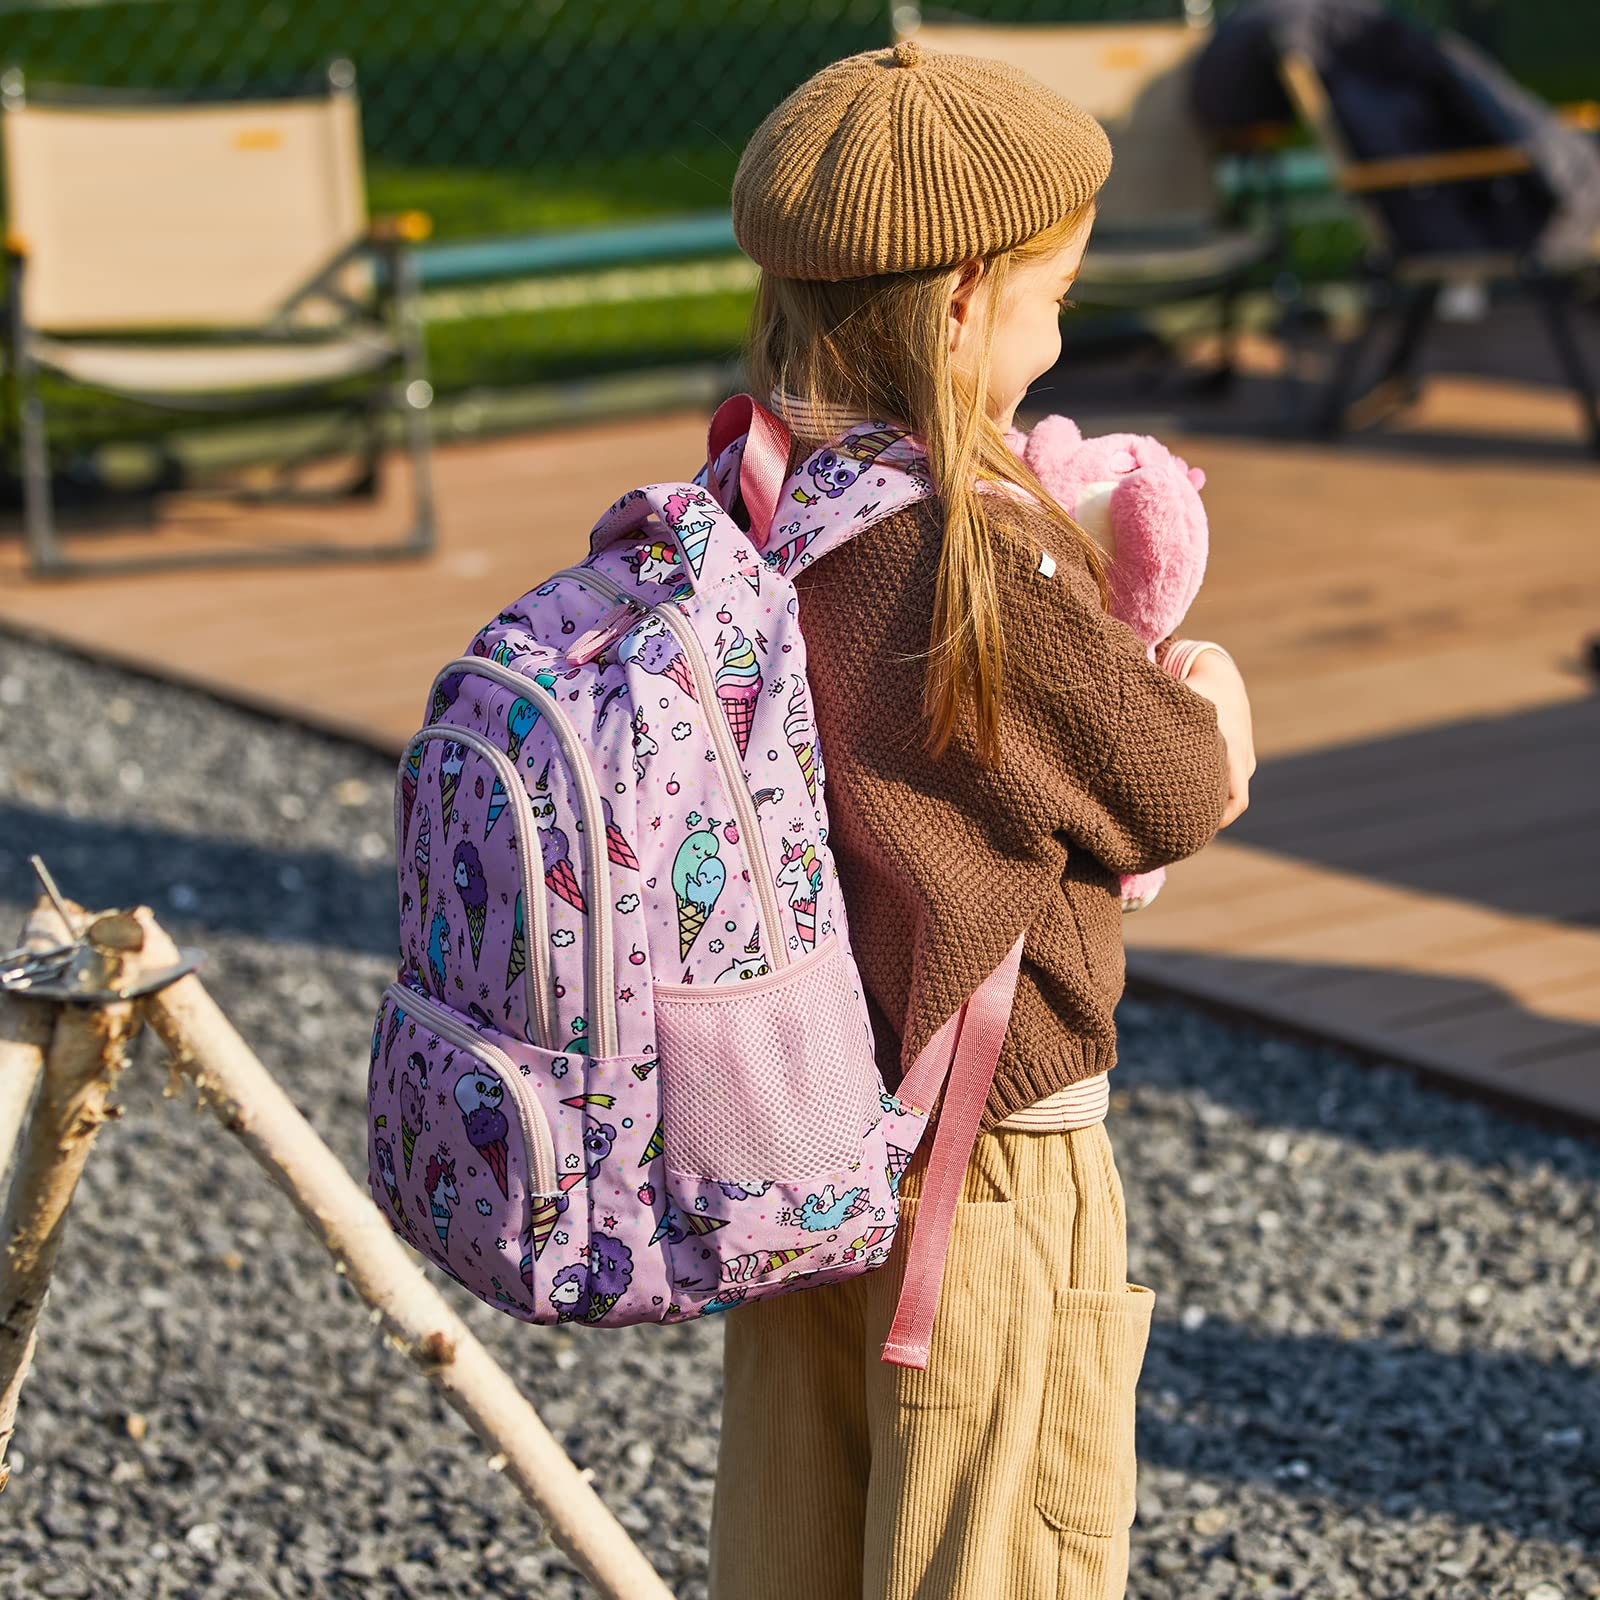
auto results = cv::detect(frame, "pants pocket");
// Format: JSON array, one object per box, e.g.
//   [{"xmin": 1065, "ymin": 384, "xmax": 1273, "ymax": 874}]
[{"xmin": 1034, "ymin": 1283, "xmax": 1155, "ymax": 1537}]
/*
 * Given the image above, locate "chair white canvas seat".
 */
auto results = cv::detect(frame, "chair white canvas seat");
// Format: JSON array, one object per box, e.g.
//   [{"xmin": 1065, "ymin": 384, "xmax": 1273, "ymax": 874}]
[
  {"xmin": 2, "ymin": 64, "xmax": 436, "ymax": 575},
  {"xmin": 28, "ymin": 330, "xmax": 400, "ymax": 396}
]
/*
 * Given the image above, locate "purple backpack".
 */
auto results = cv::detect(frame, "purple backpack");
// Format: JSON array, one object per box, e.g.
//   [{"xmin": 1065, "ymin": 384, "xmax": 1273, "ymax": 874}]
[{"xmin": 366, "ymin": 397, "xmax": 1022, "ymax": 1366}]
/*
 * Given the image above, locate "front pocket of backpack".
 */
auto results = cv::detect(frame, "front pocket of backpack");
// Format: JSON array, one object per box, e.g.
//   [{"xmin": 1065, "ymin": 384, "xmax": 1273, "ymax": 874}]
[
  {"xmin": 367, "ymin": 985, "xmax": 557, "ymax": 1318},
  {"xmin": 652, "ymin": 933, "xmax": 880, "ymax": 1183}
]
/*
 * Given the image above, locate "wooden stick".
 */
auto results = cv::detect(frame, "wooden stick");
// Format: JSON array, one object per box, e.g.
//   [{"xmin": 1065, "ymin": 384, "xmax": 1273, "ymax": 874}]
[
  {"xmin": 0, "ymin": 901, "xmax": 140, "ymax": 1493},
  {"xmin": 0, "ymin": 996, "xmax": 50, "ymax": 1197},
  {"xmin": 131, "ymin": 908, "xmax": 675, "ymax": 1600}
]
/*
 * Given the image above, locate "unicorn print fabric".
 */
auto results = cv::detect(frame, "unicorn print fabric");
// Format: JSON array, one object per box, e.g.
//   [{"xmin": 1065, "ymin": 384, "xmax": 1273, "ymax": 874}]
[{"xmin": 367, "ymin": 409, "xmax": 950, "ymax": 1337}]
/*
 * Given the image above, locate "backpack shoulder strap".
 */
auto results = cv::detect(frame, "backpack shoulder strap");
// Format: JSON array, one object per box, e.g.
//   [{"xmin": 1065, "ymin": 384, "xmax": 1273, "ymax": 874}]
[
  {"xmin": 710, "ymin": 418, "xmax": 934, "ymax": 580},
  {"xmin": 880, "ymin": 932, "xmax": 1024, "ymax": 1369}
]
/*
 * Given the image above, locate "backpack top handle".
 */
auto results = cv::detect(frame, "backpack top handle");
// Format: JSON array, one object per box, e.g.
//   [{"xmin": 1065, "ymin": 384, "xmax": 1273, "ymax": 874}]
[{"xmin": 706, "ymin": 392, "xmax": 791, "ymax": 550}]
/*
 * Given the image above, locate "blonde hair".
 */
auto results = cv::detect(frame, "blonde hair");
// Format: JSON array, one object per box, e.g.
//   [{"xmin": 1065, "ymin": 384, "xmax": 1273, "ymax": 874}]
[{"xmin": 746, "ymin": 204, "xmax": 1109, "ymax": 766}]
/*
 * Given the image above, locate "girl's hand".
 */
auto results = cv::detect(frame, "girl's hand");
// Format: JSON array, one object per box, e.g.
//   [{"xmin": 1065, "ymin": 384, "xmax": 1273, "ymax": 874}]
[{"xmin": 1182, "ymin": 650, "xmax": 1255, "ymax": 827}]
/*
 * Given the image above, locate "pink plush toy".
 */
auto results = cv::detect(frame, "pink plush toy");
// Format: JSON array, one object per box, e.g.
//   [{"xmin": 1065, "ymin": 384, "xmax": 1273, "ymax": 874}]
[{"xmin": 1007, "ymin": 414, "xmax": 1210, "ymax": 913}]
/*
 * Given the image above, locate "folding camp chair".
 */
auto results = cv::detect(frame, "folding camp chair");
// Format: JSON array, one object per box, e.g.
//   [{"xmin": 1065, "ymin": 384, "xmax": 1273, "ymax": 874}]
[
  {"xmin": 1, "ymin": 60, "xmax": 436, "ymax": 576},
  {"xmin": 1280, "ymin": 51, "xmax": 1600, "ymax": 453},
  {"xmin": 896, "ymin": 3, "xmax": 1286, "ymax": 386}
]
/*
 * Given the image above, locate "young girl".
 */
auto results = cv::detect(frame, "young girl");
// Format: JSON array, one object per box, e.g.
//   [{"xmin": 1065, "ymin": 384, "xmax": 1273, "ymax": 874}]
[{"xmin": 709, "ymin": 40, "xmax": 1256, "ymax": 1600}]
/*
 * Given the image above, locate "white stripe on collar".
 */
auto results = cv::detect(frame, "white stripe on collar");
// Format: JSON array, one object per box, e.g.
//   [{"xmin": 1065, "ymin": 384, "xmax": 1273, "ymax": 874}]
[{"xmin": 768, "ymin": 386, "xmax": 871, "ymax": 440}]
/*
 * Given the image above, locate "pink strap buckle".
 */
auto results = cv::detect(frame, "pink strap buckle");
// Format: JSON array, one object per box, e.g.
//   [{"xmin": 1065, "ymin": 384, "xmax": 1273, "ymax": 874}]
[{"xmin": 880, "ymin": 933, "xmax": 1024, "ymax": 1369}]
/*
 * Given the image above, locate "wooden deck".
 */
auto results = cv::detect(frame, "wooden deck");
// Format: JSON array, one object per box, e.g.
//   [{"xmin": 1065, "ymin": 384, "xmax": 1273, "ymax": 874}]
[{"xmin": 2, "ymin": 373, "xmax": 1596, "ymax": 1122}]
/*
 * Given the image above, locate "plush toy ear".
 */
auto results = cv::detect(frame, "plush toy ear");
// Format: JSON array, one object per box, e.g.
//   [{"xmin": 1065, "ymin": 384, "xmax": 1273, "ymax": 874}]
[
  {"xmin": 1188, "ymin": 466, "xmax": 1206, "ymax": 491},
  {"xmin": 1023, "ymin": 413, "xmax": 1084, "ymax": 466}
]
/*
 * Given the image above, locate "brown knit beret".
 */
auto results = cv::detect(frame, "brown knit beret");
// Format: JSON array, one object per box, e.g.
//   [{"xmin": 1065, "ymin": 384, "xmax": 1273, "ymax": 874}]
[{"xmin": 732, "ymin": 38, "xmax": 1112, "ymax": 282}]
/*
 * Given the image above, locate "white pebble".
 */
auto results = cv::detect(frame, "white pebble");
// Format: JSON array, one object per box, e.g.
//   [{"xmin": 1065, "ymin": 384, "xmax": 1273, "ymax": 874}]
[
  {"xmin": 1180, "ymin": 1305, "xmax": 1207, "ymax": 1332},
  {"xmin": 118, "ymin": 761, "xmax": 144, "ymax": 793},
  {"xmin": 277, "ymin": 794, "xmax": 308, "ymax": 822},
  {"xmin": 185, "ymin": 1522, "xmax": 222, "ymax": 1556},
  {"xmin": 0, "ymin": 675, "xmax": 22, "ymax": 705}
]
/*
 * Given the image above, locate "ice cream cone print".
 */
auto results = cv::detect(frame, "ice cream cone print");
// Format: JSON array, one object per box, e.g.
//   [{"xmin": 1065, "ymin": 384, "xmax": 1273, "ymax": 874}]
[
  {"xmin": 663, "ymin": 652, "xmax": 696, "ymax": 700},
  {"xmin": 453, "ymin": 841, "xmax": 488, "ymax": 967},
  {"xmin": 454, "ymin": 1071, "xmax": 510, "ymax": 1199},
  {"xmin": 506, "ymin": 698, "xmax": 538, "ymax": 763},
  {"xmin": 481, "ymin": 1140, "xmax": 508, "ymax": 1196},
  {"xmin": 438, "ymin": 741, "xmax": 465, "ymax": 835},
  {"xmin": 714, "ymin": 627, "xmax": 763, "ymax": 758},
  {"xmin": 506, "ymin": 892, "xmax": 526, "ymax": 989},
  {"xmin": 671, "ymin": 826, "xmax": 724, "ymax": 959},
  {"xmin": 681, "ymin": 1213, "xmax": 729, "ymax": 1236},
  {"xmin": 793, "ymin": 897, "xmax": 816, "ymax": 951},
  {"xmin": 400, "ymin": 1072, "xmax": 424, "ymax": 1176},
  {"xmin": 663, "ymin": 491, "xmax": 715, "ymax": 577},
  {"xmin": 485, "ymin": 777, "xmax": 508, "ymax": 837},
  {"xmin": 527, "ymin": 1197, "xmax": 561, "ymax": 1262},
  {"xmin": 676, "ymin": 897, "xmax": 707, "ymax": 959},
  {"xmin": 560, "ymin": 1093, "xmax": 615, "ymax": 1110},
  {"xmin": 841, "ymin": 1190, "xmax": 871, "ymax": 1221},
  {"xmin": 638, "ymin": 1121, "xmax": 664, "ymax": 1167},
  {"xmin": 795, "ymin": 742, "xmax": 817, "ymax": 801},
  {"xmin": 601, "ymin": 797, "xmax": 639, "ymax": 870},
  {"xmin": 545, "ymin": 856, "xmax": 585, "ymax": 913},
  {"xmin": 533, "ymin": 763, "xmax": 588, "ymax": 914},
  {"xmin": 722, "ymin": 1244, "xmax": 812, "ymax": 1283},
  {"xmin": 557, "ymin": 1169, "xmax": 586, "ymax": 1193},
  {"xmin": 784, "ymin": 680, "xmax": 818, "ymax": 803},
  {"xmin": 413, "ymin": 814, "xmax": 431, "ymax": 927}
]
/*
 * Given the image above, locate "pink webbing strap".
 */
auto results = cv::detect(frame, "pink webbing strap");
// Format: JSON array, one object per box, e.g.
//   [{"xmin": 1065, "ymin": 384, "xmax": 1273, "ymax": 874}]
[
  {"xmin": 706, "ymin": 394, "xmax": 790, "ymax": 551},
  {"xmin": 880, "ymin": 933, "xmax": 1025, "ymax": 1369}
]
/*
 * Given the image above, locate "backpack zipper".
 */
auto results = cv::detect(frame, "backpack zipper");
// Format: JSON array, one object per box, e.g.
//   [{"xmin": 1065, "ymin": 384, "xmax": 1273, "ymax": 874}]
[
  {"xmin": 385, "ymin": 982, "xmax": 557, "ymax": 1196},
  {"xmin": 427, "ymin": 658, "xmax": 618, "ymax": 1059},
  {"xmin": 400, "ymin": 725, "xmax": 556, "ymax": 1051},
  {"xmin": 550, "ymin": 564, "xmax": 790, "ymax": 972}
]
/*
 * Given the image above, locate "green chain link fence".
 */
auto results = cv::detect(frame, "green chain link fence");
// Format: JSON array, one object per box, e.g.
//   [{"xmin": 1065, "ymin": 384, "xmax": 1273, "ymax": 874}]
[{"xmin": 0, "ymin": 0, "xmax": 1591, "ymax": 422}]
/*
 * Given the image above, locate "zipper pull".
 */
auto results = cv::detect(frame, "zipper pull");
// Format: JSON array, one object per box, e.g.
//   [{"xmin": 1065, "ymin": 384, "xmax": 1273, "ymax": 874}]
[{"xmin": 566, "ymin": 599, "xmax": 641, "ymax": 666}]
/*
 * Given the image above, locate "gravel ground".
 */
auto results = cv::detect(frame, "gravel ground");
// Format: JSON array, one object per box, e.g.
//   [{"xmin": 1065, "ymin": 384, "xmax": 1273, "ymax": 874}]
[{"xmin": 0, "ymin": 631, "xmax": 1596, "ymax": 1600}]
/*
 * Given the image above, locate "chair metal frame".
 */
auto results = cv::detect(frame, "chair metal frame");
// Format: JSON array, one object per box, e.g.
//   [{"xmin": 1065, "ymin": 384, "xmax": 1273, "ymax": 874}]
[
  {"xmin": 0, "ymin": 60, "xmax": 438, "ymax": 577},
  {"xmin": 1279, "ymin": 50, "xmax": 1600, "ymax": 454}
]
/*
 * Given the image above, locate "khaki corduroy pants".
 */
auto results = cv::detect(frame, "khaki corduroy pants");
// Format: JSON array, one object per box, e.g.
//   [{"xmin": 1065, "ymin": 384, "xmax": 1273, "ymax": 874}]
[{"xmin": 709, "ymin": 1121, "xmax": 1155, "ymax": 1600}]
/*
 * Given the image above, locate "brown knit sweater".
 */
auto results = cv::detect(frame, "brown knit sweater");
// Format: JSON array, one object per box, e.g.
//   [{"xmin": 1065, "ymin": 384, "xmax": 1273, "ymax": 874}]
[{"xmin": 792, "ymin": 494, "xmax": 1230, "ymax": 1130}]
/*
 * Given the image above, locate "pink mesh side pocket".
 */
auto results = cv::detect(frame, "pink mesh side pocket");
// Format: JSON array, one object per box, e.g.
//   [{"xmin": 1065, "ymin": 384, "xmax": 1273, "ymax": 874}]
[{"xmin": 653, "ymin": 934, "xmax": 881, "ymax": 1183}]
